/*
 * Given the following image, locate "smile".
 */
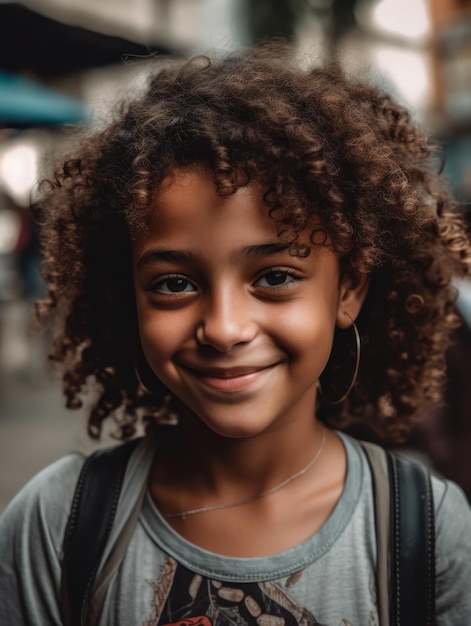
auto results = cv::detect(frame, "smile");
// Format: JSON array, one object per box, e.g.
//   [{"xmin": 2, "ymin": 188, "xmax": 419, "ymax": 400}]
[{"xmin": 178, "ymin": 363, "xmax": 280, "ymax": 393}]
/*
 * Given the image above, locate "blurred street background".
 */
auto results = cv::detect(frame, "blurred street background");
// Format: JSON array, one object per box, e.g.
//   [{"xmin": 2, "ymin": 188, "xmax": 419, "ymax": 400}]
[{"xmin": 1, "ymin": 0, "xmax": 471, "ymax": 512}]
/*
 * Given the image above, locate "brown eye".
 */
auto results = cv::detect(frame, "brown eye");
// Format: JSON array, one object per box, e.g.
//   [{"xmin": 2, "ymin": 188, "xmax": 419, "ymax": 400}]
[
  {"xmin": 166, "ymin": 278, "xmax": 189, "ymax": 292},
  {"xmin": 265, "ymin": 271, "xmax": 288, "ymax": 285},
  {"xmin": 153, "ymin": 276, "xmax": 195, "ymax": 293},
  {"xmin": 254, "ymin": 269, "xmax": 301, "ymax": 290}
]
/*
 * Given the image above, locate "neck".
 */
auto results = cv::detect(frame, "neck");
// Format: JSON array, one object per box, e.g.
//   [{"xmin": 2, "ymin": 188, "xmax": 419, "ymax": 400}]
[{"xmin": 155, "ymin": 412, "xmax": 326, "ymax": 499}]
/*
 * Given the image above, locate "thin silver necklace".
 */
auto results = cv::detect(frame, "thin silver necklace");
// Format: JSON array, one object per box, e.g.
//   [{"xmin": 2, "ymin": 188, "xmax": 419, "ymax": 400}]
[{"xmin": 164, "ymin": 426, "xmax": 327, "ymax": 520}]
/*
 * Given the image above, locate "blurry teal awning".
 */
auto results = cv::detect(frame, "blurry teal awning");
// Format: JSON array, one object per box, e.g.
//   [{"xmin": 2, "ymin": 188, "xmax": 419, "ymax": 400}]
[{"xmin": 0, "ymin": 70, "xmax": 86, "ymax": 127}]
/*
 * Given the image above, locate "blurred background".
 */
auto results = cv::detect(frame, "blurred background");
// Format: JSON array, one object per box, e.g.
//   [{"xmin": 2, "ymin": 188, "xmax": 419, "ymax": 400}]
[{"xmin": 1, "ymin": 0, "xmax": 471, "ymax": 511}]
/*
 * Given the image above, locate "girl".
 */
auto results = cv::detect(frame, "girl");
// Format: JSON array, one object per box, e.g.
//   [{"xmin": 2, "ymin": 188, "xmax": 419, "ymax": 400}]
[{"xmin": 1, "ymin": 43, "xmax": 470, "ymax": 625}]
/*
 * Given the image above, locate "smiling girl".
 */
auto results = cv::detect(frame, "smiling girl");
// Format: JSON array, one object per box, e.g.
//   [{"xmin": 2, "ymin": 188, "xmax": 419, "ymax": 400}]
[{"xmin": 1, "ymin": 44, "xmax": 470, "ymax": 625}]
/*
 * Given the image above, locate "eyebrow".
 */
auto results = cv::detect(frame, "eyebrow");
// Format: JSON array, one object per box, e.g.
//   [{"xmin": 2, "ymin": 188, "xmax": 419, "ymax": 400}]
[
  {"xmin": 137, "ymin": 249, "xmax": 202, "ymax": 269},
  {"xmin": 239, "ymin": 242, "xmax": 290, "ymax": 258},
  {"xmin": 137, "ymin": 242, "xmax": 290, "ymax": 270}
]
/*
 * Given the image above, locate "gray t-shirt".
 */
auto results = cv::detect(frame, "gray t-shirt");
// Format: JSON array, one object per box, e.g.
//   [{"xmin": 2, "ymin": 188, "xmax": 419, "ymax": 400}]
[{"xmin": 0, "ymin": 432, "xmax": 470, "ymax": 625}]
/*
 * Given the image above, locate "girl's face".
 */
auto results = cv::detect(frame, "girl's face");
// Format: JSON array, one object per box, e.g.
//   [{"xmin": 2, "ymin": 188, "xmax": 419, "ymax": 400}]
[{"xmin": 132, "ymin": 168, "xmax": 366, "ymax": 439}]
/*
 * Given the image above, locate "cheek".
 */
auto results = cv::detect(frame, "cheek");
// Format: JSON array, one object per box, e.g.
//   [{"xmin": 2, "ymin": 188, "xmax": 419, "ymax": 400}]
[
  {"xmin": 137, "ymin": 309, "xmax": 193, "ymax": 363},
  {"xmin": 273, "ymin": 301, "xmax": 337, "ymax": 364},
  {"xmin": 139, "ymin": 317, "xmax": 172, "ymax": 357}
]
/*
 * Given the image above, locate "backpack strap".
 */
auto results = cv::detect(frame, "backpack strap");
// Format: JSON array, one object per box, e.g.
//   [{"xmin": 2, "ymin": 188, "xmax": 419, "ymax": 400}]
[
  {"xmin": 361, "ymin": 442, "xmax": 436, "ymax": 626},
  {"xmin": 387, "ymin": 451, "xmax": 436, "ymax": 626},
  {"xmin": 60, "ymin": 438, "xmax": 141, "ymax": 626}
]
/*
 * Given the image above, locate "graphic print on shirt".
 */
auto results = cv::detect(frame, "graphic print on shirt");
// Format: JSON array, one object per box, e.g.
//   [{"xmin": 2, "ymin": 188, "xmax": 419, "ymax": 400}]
[{"xmin": 142, "ymin": 557, "xmax": 329, "ymax": 625}]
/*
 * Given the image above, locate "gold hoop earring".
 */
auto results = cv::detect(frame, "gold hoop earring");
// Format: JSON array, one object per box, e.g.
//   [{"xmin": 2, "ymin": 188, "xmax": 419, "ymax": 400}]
[{"xmin": 318, "ymin": 313, "xmax": 361, "ymax": 405}]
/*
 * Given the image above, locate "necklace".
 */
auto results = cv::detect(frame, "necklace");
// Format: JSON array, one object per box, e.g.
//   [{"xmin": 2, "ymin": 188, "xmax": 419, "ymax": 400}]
[{"xmin": 164, "ymin": 426, "xmax": 327, "ymax": 520}]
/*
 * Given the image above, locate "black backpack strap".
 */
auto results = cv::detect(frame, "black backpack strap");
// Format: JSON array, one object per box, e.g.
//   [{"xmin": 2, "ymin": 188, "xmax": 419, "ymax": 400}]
[
  {"xmin": 361, "ymin": 442, "xmax": 436, "ymax": 626},
  {"xmin": 60, "ymin": 438, "xmax": 141, "ymax": 626},
  {"xmin": 387, "ymin": 451, "xmax": 436, "ymax": 626}
]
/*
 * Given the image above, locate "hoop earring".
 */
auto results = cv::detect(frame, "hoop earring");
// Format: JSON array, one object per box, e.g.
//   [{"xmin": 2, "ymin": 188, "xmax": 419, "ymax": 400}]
[{"xmin": 318, "ymin": 314, "xmax": 361, "ymax": 406}]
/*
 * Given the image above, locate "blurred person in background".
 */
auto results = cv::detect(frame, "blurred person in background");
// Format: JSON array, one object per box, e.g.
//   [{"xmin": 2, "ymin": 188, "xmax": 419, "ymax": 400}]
[{"xmin": 0, "ymin": 192, "xmax": 46, "ymax": 381}]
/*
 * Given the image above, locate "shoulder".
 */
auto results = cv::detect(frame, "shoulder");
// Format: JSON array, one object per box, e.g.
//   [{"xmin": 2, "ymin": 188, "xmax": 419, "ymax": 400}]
[
  {"xmin": 349, "ymin": 435, "xmax": 470, "ymax": 549},
  {"xmin": 0, "ymin": 452, "xmax": 86, "ymax": 547},
  {"xmin": 430, "ymin": 474, "xmax": 471, "ymax": 621},
  {"xmin": 352, "ymin": 438, "xmax": 471, "ymax": 620},
  {"xmin": 429, "ymin": 472, "xmax": 471, "ymax": 558},
  {"xmin": 431, "ymin": 472, "xmax": 470, "ymax": 520},
  {"xmin": 0, "ymin": 453, "xmax": 87, "ymax": 625},
  {"xmin": 431, "ymin": 473, "xmax": 470, "ymax": 563}
]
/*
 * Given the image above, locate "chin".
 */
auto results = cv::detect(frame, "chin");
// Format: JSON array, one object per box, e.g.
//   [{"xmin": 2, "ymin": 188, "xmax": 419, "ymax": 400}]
[
  {"xmin": 211, "ymin": 426, "xmax": 266, "ymax": 440},
  {"xmin": 190, "ymin": 412, "xmax": 272, "ymax": 440}
]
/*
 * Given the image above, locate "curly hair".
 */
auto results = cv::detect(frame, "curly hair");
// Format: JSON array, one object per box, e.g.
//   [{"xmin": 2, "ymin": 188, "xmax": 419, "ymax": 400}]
[{"xmin": 36, "ymin": 42, "xmax": 471, "ymax": 444}]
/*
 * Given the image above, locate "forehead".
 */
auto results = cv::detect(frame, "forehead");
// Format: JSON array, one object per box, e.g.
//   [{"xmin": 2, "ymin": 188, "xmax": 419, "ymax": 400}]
[
  {"xmin": 134, "ymin": 168, "xmax": 275, "ymax": 244},
  {"xmin": 130, "ymin": 166, "xmax": 328, "ymax": 265},
  {"xmin": 158, "ymin": 166, "xmax": 266, "ymax": 213}
]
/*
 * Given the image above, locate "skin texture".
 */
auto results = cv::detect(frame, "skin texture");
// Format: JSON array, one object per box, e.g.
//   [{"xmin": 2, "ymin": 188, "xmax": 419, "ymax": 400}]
[{"xmin": 131, "ymin": 167, "xmax": 368, "ymax": 555}]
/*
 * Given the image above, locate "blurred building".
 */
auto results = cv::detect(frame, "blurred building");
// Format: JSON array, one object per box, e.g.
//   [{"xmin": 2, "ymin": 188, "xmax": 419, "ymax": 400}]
[{"xmin": 429, "ymin": 0, "xmax": 471, "ymax": 203}]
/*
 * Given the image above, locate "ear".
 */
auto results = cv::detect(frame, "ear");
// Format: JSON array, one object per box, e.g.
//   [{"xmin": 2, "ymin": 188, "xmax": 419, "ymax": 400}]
[{"xmin": 336, "ymin": 270, "xmax": 369, "ymax": 329}]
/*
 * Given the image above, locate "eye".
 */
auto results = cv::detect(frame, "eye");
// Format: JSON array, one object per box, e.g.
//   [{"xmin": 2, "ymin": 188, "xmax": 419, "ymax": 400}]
[
  {"xmin": 151, "ymin": 275, "xmax": 196, "ymax": 294},
  {"xmin": 254, "ymin": 269, "xmax": 300, "ymax": 289}
]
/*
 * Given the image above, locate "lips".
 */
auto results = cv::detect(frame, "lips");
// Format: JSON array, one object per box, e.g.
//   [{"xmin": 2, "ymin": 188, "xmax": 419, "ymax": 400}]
[
  {"xmin": 178, "ymin": 362, "xmax": 280, "ymax": 392},
  {"xmin": 184, "ymin": 365, "xmax": 271, "ymax": 378}
]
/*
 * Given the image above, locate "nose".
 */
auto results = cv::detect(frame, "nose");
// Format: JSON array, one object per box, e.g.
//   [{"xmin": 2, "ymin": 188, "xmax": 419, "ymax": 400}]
[{"xmin": 196, "ymin": 289, "xmax": 257, "ymax": 352}]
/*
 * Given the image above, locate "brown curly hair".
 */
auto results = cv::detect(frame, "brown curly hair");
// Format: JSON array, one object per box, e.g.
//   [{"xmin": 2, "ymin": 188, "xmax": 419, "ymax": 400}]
[{"xmin": 36, "ymin": 42, "xmax": 471, "ymax": 444}]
